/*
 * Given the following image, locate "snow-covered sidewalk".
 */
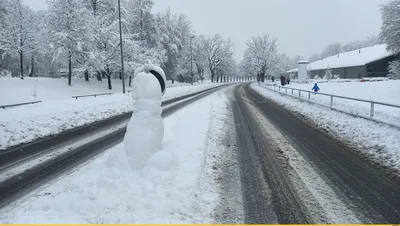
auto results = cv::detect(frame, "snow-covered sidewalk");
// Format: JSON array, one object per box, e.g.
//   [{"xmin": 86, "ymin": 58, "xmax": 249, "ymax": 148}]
[
  {"xmin": 0, "ymin": 82, "xmax": 225, "ymax": 150},
  {"xmin": 251, "ymin": 83, "xmax": 400, "ymax": 176},
  {"xmin": 262, "ymin": 80, "xmax": 400, "ymax": 126},
  {"xmin": 0, "ymin": 89, "xmax": 231, "ymax": 223}
]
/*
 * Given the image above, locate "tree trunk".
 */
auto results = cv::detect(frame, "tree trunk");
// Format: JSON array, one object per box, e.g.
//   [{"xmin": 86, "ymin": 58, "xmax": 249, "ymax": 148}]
[
  {"xmin": 97, "ymin": 71, "xmax": 102, "ymax": 81},
  {"xmin": 104, "ymin": 66, "xmax": 112, "ymax": 89},
  {"xmin": 19, "ymin": 51, "xmax": 23, "ymax": 78},
  {"xmin": 84, "ymin": 70, "xmax": 89, "ymax": 81},
  {"xmin": 68, "ymin": 53, "xmax": 72, "ymax": 86},
  {"xmin": 29, "ymin": 56, "xmax": 34, "ymax": 77},
  {"xmin": 129, "ymin": 76, "xmax": 132, "ymax": 87},
  {"xmin": 107, "ymin": 76, "xmax": 112, "ymax": 89},
  {"xmin": 172, "ymin": 79, "xmax": 174, "ymax": 84},
  {"xmin": 119, "ymin": 71, "xmax": 122, "ymax": 80}
]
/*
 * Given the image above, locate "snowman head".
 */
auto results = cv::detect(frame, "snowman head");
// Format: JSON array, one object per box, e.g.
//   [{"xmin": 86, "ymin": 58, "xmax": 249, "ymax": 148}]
[
  {"xmin": 132, "ymin": 72, "xmax": 162, "ymax": 100},
  {"xmin": 134, "ymin": 61, "xmax": 167, "ymax": 96}
]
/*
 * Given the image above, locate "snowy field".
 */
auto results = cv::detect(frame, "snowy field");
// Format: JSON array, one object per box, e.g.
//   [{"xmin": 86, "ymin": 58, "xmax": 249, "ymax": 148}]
[
  {"xmin": 265, "ymin": 80, "xmax": 400, "ymax": 127},
  {"xmin": 0, "ymin": 77, "xmax": 206, "ymax": 105},
  {"xmin": 251, "ymin": 83, "xmax": 400, "ymax": 176},
  {"xmin": 0, "ymin": 89, "xmax": 231, "ymax": 223},
  {"xmin": 0, "ymin": 77, "xmax": 226, "ymax": 150}
]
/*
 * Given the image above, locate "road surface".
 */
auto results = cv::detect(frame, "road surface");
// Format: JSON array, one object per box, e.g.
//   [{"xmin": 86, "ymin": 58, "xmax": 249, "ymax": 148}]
[{"xmin": 228, "ymin": 83, "xmax": 400, "ymax": 223}]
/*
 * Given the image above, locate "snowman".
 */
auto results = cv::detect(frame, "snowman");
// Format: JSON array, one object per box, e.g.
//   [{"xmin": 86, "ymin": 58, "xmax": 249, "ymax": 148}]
[{"xmin": 121, "ymin": 61, "xmax": 167, "ymax": 170}]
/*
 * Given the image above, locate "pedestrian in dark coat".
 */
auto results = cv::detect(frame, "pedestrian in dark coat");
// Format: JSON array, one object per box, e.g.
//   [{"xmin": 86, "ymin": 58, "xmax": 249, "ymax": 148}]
[{"xmin": 280, "ymin": 75, "xmax": 285, "ymax": 86}]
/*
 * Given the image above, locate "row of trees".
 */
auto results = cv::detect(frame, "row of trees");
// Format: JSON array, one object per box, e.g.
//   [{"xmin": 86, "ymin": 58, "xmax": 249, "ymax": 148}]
[
  {"xmin": 0, "ymin": 0, "xmax": 238, "ymax": 88},
  {"xmin": 380, "ymin": 0, "xmax": 400, "ymax": 78}
]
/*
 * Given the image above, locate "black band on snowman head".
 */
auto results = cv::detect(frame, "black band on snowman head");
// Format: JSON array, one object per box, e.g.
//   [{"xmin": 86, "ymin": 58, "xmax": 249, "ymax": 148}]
[{"xmin": 149, "ymin": 69, "xmax": 166, "ymax": 94}]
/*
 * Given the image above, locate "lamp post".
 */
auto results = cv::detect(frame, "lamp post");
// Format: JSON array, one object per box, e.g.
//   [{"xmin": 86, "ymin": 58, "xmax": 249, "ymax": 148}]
[
  {"xmin": 190, "ymin": 35, "xmax": 195, "ymax": 85},
  {"xmin": 118, "ymin": 0, "xmax": 126, "ymax": 94}
]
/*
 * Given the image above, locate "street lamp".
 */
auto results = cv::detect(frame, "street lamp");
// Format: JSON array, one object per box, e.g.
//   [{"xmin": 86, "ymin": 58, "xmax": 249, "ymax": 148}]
[
  {"xmin": 118, "ymin": 0, "xmax": 126, "ymax": 94},
  {"xmin": 190, "ymin": 35, "xmax": 195, "ymax": 85}
]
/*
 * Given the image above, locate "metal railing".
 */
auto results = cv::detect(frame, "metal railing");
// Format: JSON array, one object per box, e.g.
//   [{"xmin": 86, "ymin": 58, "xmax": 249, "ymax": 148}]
[
  {"xmin": 0, "ymin": 101, "xmax": 42, "ymax": 109},
  {"xmin": 261, "ymin": 83, "xmax": 400, "ymax": 128},
  {"xmin": 72, "ymin": 92, "xmax": 113, "ymax": 99}
]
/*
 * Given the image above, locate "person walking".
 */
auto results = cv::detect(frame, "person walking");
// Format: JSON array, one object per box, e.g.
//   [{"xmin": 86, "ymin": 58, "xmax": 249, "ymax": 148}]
[
  {"xmin": 280, "ymin": 75, "xmax": 285, "ymax": 86},
  {"xmin": 312, "ymin": 82, "xmax": 320, "ymax": 94}
]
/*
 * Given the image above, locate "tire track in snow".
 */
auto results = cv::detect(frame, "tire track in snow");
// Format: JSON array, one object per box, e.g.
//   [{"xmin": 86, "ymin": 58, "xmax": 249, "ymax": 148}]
[{"xmin": 244, "ymin": 100, "xmax": 364, "ymax": 223}]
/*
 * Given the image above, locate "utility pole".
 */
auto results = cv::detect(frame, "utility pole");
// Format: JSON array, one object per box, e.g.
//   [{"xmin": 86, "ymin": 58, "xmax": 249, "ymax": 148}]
[
  {"xmin": 118, "ymin": 0, "xmax": 126, "ymax": 94},
  {"xmin": 190, "ymin": 35, "xmax": 195, "ymax": 85}
]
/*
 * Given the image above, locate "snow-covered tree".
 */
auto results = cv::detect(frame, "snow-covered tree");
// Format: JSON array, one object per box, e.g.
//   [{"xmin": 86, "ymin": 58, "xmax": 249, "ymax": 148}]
[
  {"xmin": 278, "ymin": 53, "xmax": 298, "ymax": 72},
  {"xmin": 380, "ymin": 0, "xmax": 400, "ymax": 79},
  {"xmin": 47, "ymin": 0, "xmax": 93, "ymax": 86},
  {"xmin": 388, "ymin": 60, "xmax": 400, "ymax": 78},
  {"xmin": 0, "ymin": 0, "xmax": 38, "ymax": 78},
  {"xmin": 242, "ymin": 34, "xmax": 279, "ymax": 82},
  {"xmin": 205, "ymin": 34, "xmax": 234, "ymax": 82},
  {"xmin": 191, "ymin": 35, "xmax": 208, "ymax": 82},
  {"xmin": 156, "ymin": 9, "xmax": 192, "ymax": 81},
  {"xmin": 321, "ymin": 43, "xmax": 342, "ymax": 59},
  {"xmin": 308, "ymin": 52, "xmax": 320, "ymax": 63},
  {"xmin": 323, "ymin": 68, "xmax": 332, "ymax": 80},
  {"xmin": 342, "ymin": 35, "xmax": 382, "ymax": 52},
  {"xmin": 216, "ymin": 55, "xmax": 237, "ymax": 82},
  {"xmin": 380, "ymin": 0, "xmax": 400, "ymax": 54}
]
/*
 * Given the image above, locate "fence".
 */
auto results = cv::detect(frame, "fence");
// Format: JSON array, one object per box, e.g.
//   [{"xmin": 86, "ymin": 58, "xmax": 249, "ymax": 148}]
[
  {"xmin": 261, "ymin": 83, "xmax": 400, "ymax": 128},
  {"xmin": 0, "ymin": 101, "xmax": 42, "ymax": 109},
  {"xmin": 72, "ymin": 92, "xmax": 113, "ymax": 99}
]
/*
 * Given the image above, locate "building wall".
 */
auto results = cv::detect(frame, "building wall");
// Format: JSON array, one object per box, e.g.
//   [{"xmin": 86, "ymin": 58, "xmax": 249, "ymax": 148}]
[
  {"xmin": 281, "ymin": 54, "xmax": 396, "ymax": 79},
  {"xmin": 366, "ymin": 55, "xmax": 395, "ymax": 77},
  {"xmin": 309, "ymin": 66, "xmax": 365, "ymax": 79}
]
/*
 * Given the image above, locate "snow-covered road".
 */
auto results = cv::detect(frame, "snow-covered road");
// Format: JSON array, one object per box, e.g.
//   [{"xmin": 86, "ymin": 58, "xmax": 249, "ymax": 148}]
[
  {"xmin": 251, "ymin": 83, "xmax": 400, "ymax": 176},
  {"xmin": 0, "ymin": 81, "xmax": 226, "ymax": 150},
  {"xmin": 0, "ymin": 87, "xmax": 237, "ymax": 223}
]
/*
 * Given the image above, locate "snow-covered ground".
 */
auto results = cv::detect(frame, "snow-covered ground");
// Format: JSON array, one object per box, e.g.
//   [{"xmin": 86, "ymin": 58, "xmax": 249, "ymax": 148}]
[
  {"xmin": 0, "ymin": 89, "xmax": 231, "ymax": 223},
  {"xmin": 265, "ymin": 80, "xmax": 400, "ymax": 127},
  {"xmin": 0, "ymin": 77, "xmax": 198, "ymax": 105},
  {"xmin": 0, "ymin": 77, "xmax": 226, "ymax": 150},
  {"xmin": 251, "ymin": 83, "xmax": 400, "ymax": 176}
]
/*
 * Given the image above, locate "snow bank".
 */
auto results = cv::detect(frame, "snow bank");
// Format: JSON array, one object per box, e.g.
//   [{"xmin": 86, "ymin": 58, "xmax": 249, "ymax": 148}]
[
  {"xmin": 266, "ymin": 80, "xmax": 400, "ymax": 126},
  {"xmin": 251, "ymin": 83, "xmax": 400, "ymax": 176},
  {"xmin": 0, "ymin": 90, "xmax": 230, "ymax": 223},
  {"xmin": 0, "ymin": 80, "xmax": 225, "ymax": 150}
]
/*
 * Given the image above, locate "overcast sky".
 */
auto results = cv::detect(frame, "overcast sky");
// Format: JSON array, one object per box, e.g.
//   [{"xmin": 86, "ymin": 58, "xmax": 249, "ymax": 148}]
[{"xmin": 25, "ymin": 0, "xmax": 389, "ymax": 61}]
